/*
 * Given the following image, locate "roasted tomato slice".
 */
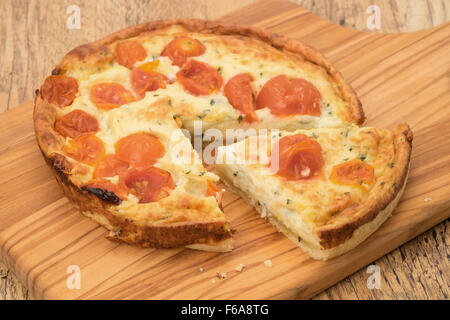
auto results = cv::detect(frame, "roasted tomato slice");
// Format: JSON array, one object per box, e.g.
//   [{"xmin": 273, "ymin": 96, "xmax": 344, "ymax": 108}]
[
  {"xmin": 54, "ymin": 110, "xmax": 99, "ymax": 139},
  {"xmin": 256, "ymin": 75, "xmax": 322, "ymax": 117},
  {"xmin": 63, "ymin": 134, "xmax": 105, "ymax": 165},
  {"xmin": 90, "ymin": 83, "xmax": 135, "ymax": 110},
  {"xmin": 115, "ymin": 40, "xmax": 147, "ymax": 69},
  {"xmin": 206, "ymin": 180, "xmax": 223, "ymax": 210},
  {"xmin": 93, "ymin": 154, "xmax": 129, "ymax": 179},
  {"xmin": 161, "ymin": 36, "xmax": 206, "ymax": 67},
  {"xmin": 131, "ymin": 68, "xmax": 170, "ymax": 98},
  {"xmin": 40, "ymin": 75, "xmax": 78, "ymax": 107},
  {"xmin": 272, "ymin": 134, "xmax": 324, "ymax": 180},
  {"xmin": 205, "ymin": 180, "xmax": 220, "ymax": 198},
  {"xmin": 224, "ymin": 73, "xmax": 257, "ymax": 122},
  {"xmin": 330, "ymin": 158, "xmax": 374, "ymax": 185},
  {"xmin": 84, "ymin": 179, "xmax": 128, "ymax": 201},
  {"xmin": 176, "ymin": 60, "xmax": 222, "ymax": 96},
  {"xmin": 121, "ymin": 167, "xmax": 174, "ymax": 203},
  {"xmin": 115, "ymin": 132, "xmax": 165, "ymax": 170}
]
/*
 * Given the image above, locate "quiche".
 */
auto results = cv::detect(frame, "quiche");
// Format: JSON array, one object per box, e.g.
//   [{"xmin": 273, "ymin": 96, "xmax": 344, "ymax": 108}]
[
  {"xmin": 33, "ymin": 19, "xmax": 395, "ymax": 256},
  {"xmin": 216, "ymin": 124, "xmax": 413, "ymax": 260}
]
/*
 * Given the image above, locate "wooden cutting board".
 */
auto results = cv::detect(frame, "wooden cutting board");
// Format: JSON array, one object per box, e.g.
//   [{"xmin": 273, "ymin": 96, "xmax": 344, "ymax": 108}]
[{"xmin": 0, "ymin": 0, "xmax": 449, "ymax": 299}]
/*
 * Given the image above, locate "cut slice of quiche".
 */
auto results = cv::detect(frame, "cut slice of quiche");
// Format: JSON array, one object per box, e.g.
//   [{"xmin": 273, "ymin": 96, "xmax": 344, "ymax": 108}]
[
  {"xmin": 36, "ymin": 93, "xmax": 232, "ymax": 251},
  {"xmin": 215, "ymin": 124, "xmax": 413, "ymax": 260}
]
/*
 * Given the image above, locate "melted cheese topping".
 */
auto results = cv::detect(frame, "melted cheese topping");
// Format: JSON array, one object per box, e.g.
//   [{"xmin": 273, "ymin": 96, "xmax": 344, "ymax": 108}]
[
  {"xmin": 65, "ymin": 25, "xmax": 352, "ymax": 132},
  {"xmin": 58, "ymin": 90, "xmax": 222, "ymax": 223}
]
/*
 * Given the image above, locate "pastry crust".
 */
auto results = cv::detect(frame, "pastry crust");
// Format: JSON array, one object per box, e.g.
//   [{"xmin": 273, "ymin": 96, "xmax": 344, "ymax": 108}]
[{"xmin": 34, "ymin": 19, "xmax": 364, "ymax": 252}]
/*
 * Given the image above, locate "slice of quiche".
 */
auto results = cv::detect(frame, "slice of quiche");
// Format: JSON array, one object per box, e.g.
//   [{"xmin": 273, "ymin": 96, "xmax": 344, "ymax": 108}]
[
  {"xmin": 35, "ymin": 93, "xmax": 232, "ymax": 251},
  {"xmin": 215, "ymin": 124, "xmax": 413, "ymax": 260}
]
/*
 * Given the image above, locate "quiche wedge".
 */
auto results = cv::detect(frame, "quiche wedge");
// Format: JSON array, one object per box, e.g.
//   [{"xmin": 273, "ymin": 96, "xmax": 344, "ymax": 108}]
[
  {"xmin": 215, "ymin": 124, "xmax": 413, "ymax": 260},
  {"xmin": 33, "ymin": 19, "xmax": 365, "ymax": 252},
  {"xmin": 35, "ymin": 95, "xmax": 232, "ymax": 251}
]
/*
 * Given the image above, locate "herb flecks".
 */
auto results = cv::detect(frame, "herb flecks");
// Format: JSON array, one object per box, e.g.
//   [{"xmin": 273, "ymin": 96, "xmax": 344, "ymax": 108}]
[{"xmin": 197, "ymin": 109, "xmax": 210, "ymax": 119}]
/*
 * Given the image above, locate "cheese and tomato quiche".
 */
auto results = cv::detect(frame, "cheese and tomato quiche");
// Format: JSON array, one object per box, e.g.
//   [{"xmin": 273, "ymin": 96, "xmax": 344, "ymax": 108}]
[
  {"xmin": 216, "ymin": 124, "xmax": 413, "ymax": 260},
  {"xmin": 34, "ymin": 19, "xmax": 367, "ymax": 254}
]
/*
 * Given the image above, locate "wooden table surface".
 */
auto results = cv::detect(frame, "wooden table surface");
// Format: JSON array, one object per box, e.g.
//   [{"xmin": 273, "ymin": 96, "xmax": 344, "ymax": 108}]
[{"xmin": 0, "ymin": 0, "xmax": 448, "ymax": 300}]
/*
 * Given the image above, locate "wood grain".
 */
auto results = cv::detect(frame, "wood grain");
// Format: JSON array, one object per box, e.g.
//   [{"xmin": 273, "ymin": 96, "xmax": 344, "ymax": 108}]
[
  {"xmin": 313, "ymin": 220, "xmax": 449, "ymax": 299},
  {"xmin": 0, "ymin": 0, "xmax": 449, "ymax": 300}
]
